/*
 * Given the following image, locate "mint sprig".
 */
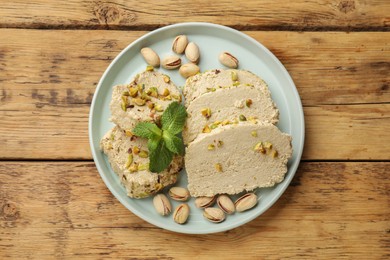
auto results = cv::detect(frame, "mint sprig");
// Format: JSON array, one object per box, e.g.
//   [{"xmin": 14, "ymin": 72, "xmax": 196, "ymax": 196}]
[
  {"xmin": 132, "ymin": 101, "xmax": 187, "ymax": 173},
  {"xmin": 132, "ymin": 122, "xmax": 162, "ymax": 139},
  {"xmin": 163, "ymin": 131, "xmax": 184, "ymax": 155},
  {"xmin": 149, "ymin": 139, "xmax": 173, "ymax": 173},
  {"xmin": 161, "ymin": 101, "xmax": 187, "ymax": 135}
]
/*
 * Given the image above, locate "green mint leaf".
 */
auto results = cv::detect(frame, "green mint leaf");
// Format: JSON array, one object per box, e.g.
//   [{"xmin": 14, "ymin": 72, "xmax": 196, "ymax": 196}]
[
  {"xmin": 149, "ymin": 139, "xmax": 173, "ymax": 173},
  {"xmin": 132, "ymin": 122, "xmax": 162, "ymax": 139},
  {"xmin": 162, "ymin": 130, "xmax": 184, "ymax": 155},
  {"xmin": 131, "ymin": 104, "xmax": 187, "ymax": 173},
  {"xmin": 147, "ymin": 135, "xmax": 161, "ymax": 152},
  {"xmin": 161, "ymin": 101, "xmax": 187, "ymax": 135}
]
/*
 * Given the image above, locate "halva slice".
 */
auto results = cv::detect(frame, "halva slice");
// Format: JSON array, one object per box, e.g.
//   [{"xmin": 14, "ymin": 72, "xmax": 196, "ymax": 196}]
[
  {"xmin": 110, "ymin": 70, "xmax": 182, "ymax": 131},
  {"xmin": 183, "ymin": 84, "xmax": 279, "ymax": 144},
  {"xmin": 185, "ymin": 122, "xmax": 292, "ymax": 197},
  {"xmin": 183, "ymin": 69, "xmax": 270, "ymax": 106},
  {"xmin": 100, "ymin": 126, "xmax": 183, "ymax": 199}
]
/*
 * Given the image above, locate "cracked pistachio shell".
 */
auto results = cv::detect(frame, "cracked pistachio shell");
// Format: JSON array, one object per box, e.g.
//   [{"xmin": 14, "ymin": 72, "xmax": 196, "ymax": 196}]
[
  {"xmin": 185, "ymin": 42, "xmax": 200, "ymax": 64},
  {"xmin": 162, "ymin": 55, "xmax": 182, "ymax": 69},
  {"xmin": 173, "ymin": 204, "xmax": 190, "ymax": 224},
  {"xmin": 194, "ymin": 196, "xmax": 216, "ymax": 208},
  {"xmin": 219, "ymin": 51, "xmax": 239, "ymax": 68},
  {"xmin": 172, "ymin": 35, "xmax": 188, "ymax": 54},
  {"xmin": 169, "ymin": 187, "xmax": 190, "ymax": 201},
  {"xmin": 217, "ymin": 195, "xmax": 235, "ymax": 214},
  {"xmin": 234, "ymin": 193, "xmax": 258, "ymax": 212},
  {"xmin": 179, "ymin": 63, "xmax": 200, "ymax": 78},
  {"xmin": 140, "ymin": 47, "xmax": 160, "ymax": 67},
  {"xmin": 203, "ymin": 207, "xmax": 225, "ymax": 223},
  {"xmin": 153, "ymin": 194, "xmax": 172, "ymax": 216}
]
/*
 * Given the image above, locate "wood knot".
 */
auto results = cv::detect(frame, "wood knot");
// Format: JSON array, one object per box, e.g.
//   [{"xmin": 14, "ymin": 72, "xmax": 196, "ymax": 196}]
[
  {"xmin": 1, "ymin": 89, "xmax": 12, "ymax": 103},
  {"xmin": 93, "ymin": 1, "xmax": 136, "ymax": 26},
  {"xmin": 1, "ymin": 201, "xmax": 20, "ymax": 221},
  {"xmin": 338, "ymin": 0, "xmax": 356, "ymax": 14},
  {"xmin": 380, "ymin": 83, "xmax": 388, "ymax": 91}
]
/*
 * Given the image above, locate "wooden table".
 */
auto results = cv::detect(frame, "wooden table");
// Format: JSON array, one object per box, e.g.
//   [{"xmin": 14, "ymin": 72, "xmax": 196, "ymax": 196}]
[{"xmin": 1, "ymin": 1, "xmax": 389, "ymax": 259}]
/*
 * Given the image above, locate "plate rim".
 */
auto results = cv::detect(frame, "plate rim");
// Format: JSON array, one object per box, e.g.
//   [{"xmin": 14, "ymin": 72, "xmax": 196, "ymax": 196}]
[{"xmin": 89, "ymin": 22, "xmax": 305, "ymax": 234}]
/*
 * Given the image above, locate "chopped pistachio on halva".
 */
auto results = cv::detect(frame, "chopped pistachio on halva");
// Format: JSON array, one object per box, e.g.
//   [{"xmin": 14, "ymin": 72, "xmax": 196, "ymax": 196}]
[
  {"xmin": 110, "ymin": 70, "xmax": 182, "ymax": 131},
  {"xmin": 185, "ymin": 122, "xmax": 292, "ymax": 197},
  {"xmin": 183, "ymin": 84, "xmax": 279, "ymax": 144},
  {"xmin": 183, "ymin": 69, "xmax": 270, "ymax": 107},
  {"xmin": 100, "ymin": 126, "xmax": 183, "ymax": 199}
]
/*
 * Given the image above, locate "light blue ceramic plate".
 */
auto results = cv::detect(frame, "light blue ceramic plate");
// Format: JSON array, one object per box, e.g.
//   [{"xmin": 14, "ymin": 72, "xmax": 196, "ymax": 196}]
[{"xmin": 89, "ymin": 22, "xmax": 304, "ymax": 234}]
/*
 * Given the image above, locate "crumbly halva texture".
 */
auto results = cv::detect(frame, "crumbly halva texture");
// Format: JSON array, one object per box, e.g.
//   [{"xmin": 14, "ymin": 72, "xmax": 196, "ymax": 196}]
[
  {"xmin": 185, "ymin": 122, "xmax": 292, "ymax": 197},
  {"xmin": 183, "ymin": 69, "xmax": 270, "ymax": 107},
  {"xmin": 100, "ymin": 126, "xmax": 183, "ymax": 199},
  {"xmin": 182, "ymin": 84, "xmax": 279, "ymax": 144},
  {"xmin": 110, "ymin": 70, "xmax": 181, "ymax": 131}
]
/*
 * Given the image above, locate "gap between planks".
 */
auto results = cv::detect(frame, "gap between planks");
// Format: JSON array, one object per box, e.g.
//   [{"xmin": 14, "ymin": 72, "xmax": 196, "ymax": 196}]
[
  {"xmin": 0, "ymin": 24, "xmax": 389, "ymax": 32},
  {"xmin": 0, "ymin": 159, "xmax": 388, "ymax": 162}
]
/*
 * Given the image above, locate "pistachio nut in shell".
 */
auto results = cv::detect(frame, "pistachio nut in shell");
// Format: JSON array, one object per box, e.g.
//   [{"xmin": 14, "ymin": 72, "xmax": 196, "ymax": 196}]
[
  {"xmin": 173, "ymin": 204, "xmax": 190, "ymax": 224},
  {"xmin": 169, "ymin": 187, "xmax": 190, "ymax": 201},
  {"xmin": 153, "ymin": 194, "xmax": 172, "ymax": 216},
  {"xmin": 217, "ymin": 195, "xmax": 235, "ymax": 214},
  {"xmin": 203, "ymin": 207, "xmax": 225, "ymax": 223},
  {"xmin": 162, "ymin": 55, "xmax": 182, "ymax": 69},
  {"xmin": 179, "ymin": 63, "xmax": 200, "ymax": 78},
  {"xmin": 194, "ymin": 196, "xmax": 216, "ymax": 208},
  {"xmin": 140, "ymin": 47, "xmax": 160, "ymax": 67},
  {"xmin": 172, "ymin": 35, "xmax": 188, "ymax": 54},
  {"xmin": 219, "ymin": 51, "xmax": 239, "ymax": 68},
  {"xmin": 185, "ymin": 42, "xmax": 200, "ymax": 64},
  {"xmin": 234, "ymin": 193, "xmax": 258, "ymax": 212}
]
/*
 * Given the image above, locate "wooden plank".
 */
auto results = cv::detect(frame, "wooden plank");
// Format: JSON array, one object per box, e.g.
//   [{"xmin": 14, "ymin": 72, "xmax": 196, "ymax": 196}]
[
  {"xmin": 0, "ymin": 29, "xmax": 388, "ymax": 105},
  {"xmin": 303, "ymin": 104, "xmax": 390, "ymax": 160},
  {"xmin": 0, "ymin": 29, "xmax": 389, "ymax": 160},
  {"xmin": 1, "ymin": 102, "xmax": 389, "ymax": 160},
  {"xmin": 0, "ymin": 0, "xmax": 389, "ymax": 30},
  {"xmin": 0, "ymin": 162, "xmax": 388, "ymax": 258},
  {"xmin": 245, "ymin": 31, "xmax": 390, "ymax": 106}
]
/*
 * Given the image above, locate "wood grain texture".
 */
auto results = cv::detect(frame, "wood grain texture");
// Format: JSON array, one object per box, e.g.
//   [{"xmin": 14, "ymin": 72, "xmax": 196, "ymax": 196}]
[
  {"xmin": 0, "ymin": 1, "xmax": 388, "ymax": 259},
  {"xmin": 0, "ymin": 30, "xmax": 388, "ymax": 106},
  {"xmin": 303, "ymin": 104, "xmax": 389, "ymax": 160},
  {"xmin": 0, "ymin": 161, "xmax": 388, "ymax": 258},
  {"xmin": 0, "ymin": 0, "xmax": 389, "ymax": 30},
  {"xmin": 0, "ymin": 29, "xmax": 389, "ymax": 160}
]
